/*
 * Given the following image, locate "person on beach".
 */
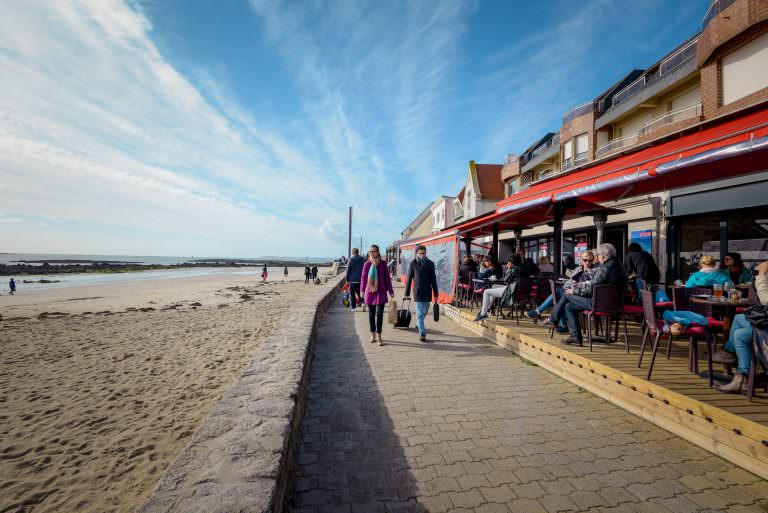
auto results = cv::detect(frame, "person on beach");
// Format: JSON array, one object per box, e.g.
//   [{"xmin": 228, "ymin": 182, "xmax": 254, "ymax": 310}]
[
  {"xmin": 345, "ymin": 248, "xmax": 365, "ymax": 311},
  {"xmin": 311, "ymin": 265, "xmax": 318, "ymax": 282},
  {"xmin": 9, "ymin": 277, "xmax": 16, "ymax": 295},
  {"xmin": 284, "ymin": 265, "xmax": 289, "ymax": 278},
  {"xmin": 360, "ymin": 244, "xmax": 394, "ymax": 346},
  {"xmin": 404, "ymin": 245, "xmax": 439, "ymax": 342},
  {"xmin": 304, "ymin": 265, "xmax": 311, "ymax": 284},
  {"xmin": 261, "ymin": 264, "xmax": 268, "ymax": 283}
]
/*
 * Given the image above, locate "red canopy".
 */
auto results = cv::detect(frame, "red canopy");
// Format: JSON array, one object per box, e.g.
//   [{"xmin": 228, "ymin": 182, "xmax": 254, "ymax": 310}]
[{"xmin": 497, "ymin": 106, "xmax": 768, "ymax": 215}]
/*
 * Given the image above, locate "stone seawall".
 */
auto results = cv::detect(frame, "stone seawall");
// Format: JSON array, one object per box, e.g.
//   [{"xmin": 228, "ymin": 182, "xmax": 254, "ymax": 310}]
[{"xmin": 139, "ymin": 274, "xmax": 345, "ymax": 513}]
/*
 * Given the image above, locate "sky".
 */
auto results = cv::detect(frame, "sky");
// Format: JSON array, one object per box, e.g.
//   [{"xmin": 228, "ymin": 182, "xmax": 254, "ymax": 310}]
[{"xmin": 0, "ymin": 0, "xmax": 709, "ymax": 258}]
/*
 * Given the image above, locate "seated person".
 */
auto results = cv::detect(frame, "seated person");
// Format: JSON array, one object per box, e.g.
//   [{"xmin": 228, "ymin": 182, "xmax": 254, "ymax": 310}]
[
  {"xmin": 476, "ymin": 257, "xmax": 494, "ymax": 280},
  {"xmin": 714, "ymin": 261, "xmax": 768, "ymax": 393},
  {"xmin": 686, "ymin": 255, "xmax": 732, "ymax": 288},
  {"xmin": 538, "ymin": 256, "xmax": 554, "ymax": 274},
  {"xmin": 721, "ymin": 252, "xmax": 752, "ymax": 285},
  {"xmin": 541, "ymin": 243, "xmax": 627, "ymax": 346},
  {"xmin": 563, "ymin": 255, "xmax": 579, "ymax": 272},
  {"xmin": 524, "ymin": 250, "xmax": 596, "ymax": 332},
  {"xmin": 459, "ymin": 255, "xmax": 478, "ymax": 279},
  {"xmin": 473, "ymin": 258, "xmax": 521, "ymax": 321}
]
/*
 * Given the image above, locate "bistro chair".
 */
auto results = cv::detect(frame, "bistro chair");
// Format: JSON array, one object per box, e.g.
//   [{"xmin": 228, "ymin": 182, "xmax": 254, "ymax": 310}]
[
  {"xmin": 638, "ymin": 289, "xmax": 715, "ymax": 385},
  {"xmin": 672, "ymin": 286, "xmax": 725, "ymax": 345},
  {"xmin": 548, "ymin": 279, "xmax": 559, "ymax": 339},
  {"xmin": 583, "ymin": 284, "xmax": 628, "ymax": 352},
  {"xmin": 504, "ymin": 276, "xmax": 533, "ymax": 326},
  {"xmin": 456, "ymin": 272, "xmax": 474, "ymax": 308},
  {"xmin": 532, "ymin": 273, "xmax": 553, "ymax": 311},
  {"xmin": 470, "ymin": 274, "xmax": 486, "ymax": 312}
]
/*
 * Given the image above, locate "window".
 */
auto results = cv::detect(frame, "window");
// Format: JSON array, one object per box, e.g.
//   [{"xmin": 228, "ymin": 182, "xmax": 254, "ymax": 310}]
[
  {"xmin": 562, "ymin": 140, "xmax": 573, "ymax": 166},
  {"xmin": 722, "ymin": 32, "xmax": 768, "ymax": 105},
  {"xmin": 506, "ymin": 179, "xmax": 519, "ymax": 197},
  {"xmin": 575, "ymin": 134, "xmax": 589, "ymax": 162}
]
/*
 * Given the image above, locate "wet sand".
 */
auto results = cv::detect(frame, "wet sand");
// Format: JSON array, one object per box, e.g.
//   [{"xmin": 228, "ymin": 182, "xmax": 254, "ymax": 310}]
[{"xmin": 0, "ymin": 268, "xmax": 321, "ymax": 513}]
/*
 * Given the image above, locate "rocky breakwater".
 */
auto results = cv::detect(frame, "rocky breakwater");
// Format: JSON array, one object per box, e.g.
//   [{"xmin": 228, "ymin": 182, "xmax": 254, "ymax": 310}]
[{"xmin": 139, "ymin": 273, "xmax": 344, "ymax": 513}]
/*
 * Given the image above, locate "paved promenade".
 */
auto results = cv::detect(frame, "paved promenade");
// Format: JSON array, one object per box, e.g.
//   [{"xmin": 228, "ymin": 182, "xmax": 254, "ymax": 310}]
[{"xmin": 289, "ymin": 295, "xmax": 768, "ymax": 513}]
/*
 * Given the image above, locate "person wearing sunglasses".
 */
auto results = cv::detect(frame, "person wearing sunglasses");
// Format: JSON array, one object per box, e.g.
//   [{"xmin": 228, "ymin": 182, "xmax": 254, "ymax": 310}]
[
  {"xmin": 525, "ymin": 250, "xmax": 597, "ymax": 332},
  {"xmin": 360, "ymin": 244, "xmax": 395, "ymax": 346},
  {"xmin": 404, "ymin": 244, "xmax": 439, "ymax": 342}
]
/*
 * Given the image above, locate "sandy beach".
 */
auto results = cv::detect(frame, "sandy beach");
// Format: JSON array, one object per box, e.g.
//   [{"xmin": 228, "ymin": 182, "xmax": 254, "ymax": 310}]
[{"xmin": 0, "ymin": 267, "xmax": 323, "ymax": 513}]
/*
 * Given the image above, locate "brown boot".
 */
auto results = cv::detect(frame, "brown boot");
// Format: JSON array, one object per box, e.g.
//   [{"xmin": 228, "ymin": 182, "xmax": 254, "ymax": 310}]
[
  {"xmin": 377, "ymin": 333, "xmax": 384, "ymax": 346},
  {"xmin": 716, "ymin": 373, "xmax": 744, "ymax": 394},
  {"xmin": 369, "ymin": 333, "xmax": 377, "ymax": 343}
]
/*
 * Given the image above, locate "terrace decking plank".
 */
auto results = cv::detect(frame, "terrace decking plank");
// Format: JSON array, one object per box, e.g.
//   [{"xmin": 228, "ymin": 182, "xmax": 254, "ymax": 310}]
[{"xmin": 446, "ymin": 305, "xmax": 768, "ymax": 480}]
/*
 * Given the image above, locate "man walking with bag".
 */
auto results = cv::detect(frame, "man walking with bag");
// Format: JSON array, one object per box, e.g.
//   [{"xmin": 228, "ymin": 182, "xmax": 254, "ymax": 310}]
[
  {"xmin": 345, "ymin": 248, "xmax": 365, "ymax": 310},
  {"xmin": 405, "ymin": 245, "xmax": 439, "ymax": 343}
]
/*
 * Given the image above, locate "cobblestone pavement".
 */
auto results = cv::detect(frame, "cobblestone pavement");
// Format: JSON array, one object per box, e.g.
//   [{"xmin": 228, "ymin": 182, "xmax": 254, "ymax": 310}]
[{"xmin": 289, "ymin": 296, "xmax": 768, "ymax": 513}]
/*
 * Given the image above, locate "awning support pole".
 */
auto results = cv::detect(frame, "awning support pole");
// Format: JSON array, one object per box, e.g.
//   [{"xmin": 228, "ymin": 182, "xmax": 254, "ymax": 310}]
[
  {"xmin": 553, "ymin": 205, "xmax": 565, "ymax": 276},
  {"xmin": 719, "ymin": 215, "xmax": 728, "ymax": 265},
  {"xmin": 492, "ymin": 223, "xmax": 499, "ymax": 265},
  {"xmin": 513, "ymin": 228, "xmax": 523, "ymax": 255},
  {"xmin": 464, "ymin": 236, "xmax": 471, "ymax": 258},
  {"xmin": 594, "ymin": 212, "xmax": 608, "ymax": 247}
]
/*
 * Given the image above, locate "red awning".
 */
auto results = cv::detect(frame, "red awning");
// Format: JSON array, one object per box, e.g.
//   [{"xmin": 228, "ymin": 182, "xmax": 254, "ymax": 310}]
[{"xmin": 497, "ymin": 106, "xmax": 768, "ymax": 215}]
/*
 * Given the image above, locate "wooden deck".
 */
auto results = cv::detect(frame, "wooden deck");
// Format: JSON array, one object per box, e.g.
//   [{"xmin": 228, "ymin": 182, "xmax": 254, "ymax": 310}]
[{"xmin": 444, "ymin": 304, "xmax": 768, "ymax": 480}]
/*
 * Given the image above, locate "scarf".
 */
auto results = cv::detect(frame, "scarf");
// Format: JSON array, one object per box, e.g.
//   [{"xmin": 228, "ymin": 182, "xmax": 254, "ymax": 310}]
[{"xmin": 367, "ymin": 260, "xmax": 379, "ymax": 292}]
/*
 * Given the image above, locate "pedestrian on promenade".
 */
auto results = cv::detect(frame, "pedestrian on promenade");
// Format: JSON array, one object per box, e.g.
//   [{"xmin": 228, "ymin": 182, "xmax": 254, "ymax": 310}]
[
  {"xmin": 284, "ymin": 265, "xmax": 288, "ymax": 279},
  {"xmin": 345, "ymin": 248, "xmax": 365, "ymax": 311},
  {"xmin": 541, "ymin": 243, "xmax": 627, "ymax": 346},
  {"xmin": 624, "ymin": 242, "xmax": 660, "ymax": 285},
  {"xmin": 360, "ymin": 244, "xmax": 394, "ymax": 346},
  {"xmin": 9, "ymin": 277, "xmax": 16, "ymax": 295},
  {"xmin": 262, "ymin": 264, "xmax": 268, "ymax": 283},
  {"xmin": 714, "ymin": 261, "xmax": 768, "ymax": 393},
  {"xmin": 311, "ymin": 265, "xmax": 318, "ymax": 282},
  {"xmin": 404, "ymin": 244, "xmax": 439, "ymax": 342},
  {"xmin": 304, "ymin": 265, "xmax": 311, "ymax": 284}
]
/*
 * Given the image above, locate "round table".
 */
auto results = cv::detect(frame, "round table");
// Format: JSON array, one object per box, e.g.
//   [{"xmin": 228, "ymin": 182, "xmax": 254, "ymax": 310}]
[{"xmin": 691, "ymin": 296, "xmax": 750, "ymax": 331}]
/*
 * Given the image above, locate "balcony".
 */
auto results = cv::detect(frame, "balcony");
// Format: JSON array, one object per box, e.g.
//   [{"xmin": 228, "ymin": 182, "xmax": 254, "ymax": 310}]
[
  {"xmin": 702, "ymin": 0, "xmax": 736, "ymax": 29},
  {"xmin": 562, "ymin": 101, "xmax": 600, "ymax": 125},
  {"xmin": 596, "ymin": 36, "xmax": 699, "ymax": 129},
  {"xmin": 521, "ymin": 133, "xmax": 560, "ymax": 173},
  {"xmin": 595, "ymin": 102, "xmax": 702, "ymax": 158}
]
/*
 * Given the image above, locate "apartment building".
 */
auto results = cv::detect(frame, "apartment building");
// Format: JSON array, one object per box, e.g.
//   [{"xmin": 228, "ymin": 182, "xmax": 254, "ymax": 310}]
[
  {"xmin": 453, "ymin": 161, "xmax": 505, "ymax": 225},
  {"xmin": 501, "ymin": 0, "xmax": 768, "ymax": 278},
  {"xmin": 430, "ymin": 196, "xmax": 457, "ymax": 233}
]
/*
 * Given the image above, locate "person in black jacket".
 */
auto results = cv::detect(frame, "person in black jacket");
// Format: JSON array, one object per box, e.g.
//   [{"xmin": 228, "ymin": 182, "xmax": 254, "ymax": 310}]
[
  {"xmin": 624, "ymin": 242, "xmax": 660, "ymax": 285},
  {"xmin": 405, "ymin": 244, "xmax": 439, "ymax": 342},
  {"xmin": 542, "ymin": 243, "xmax": 627, "ymax": 346},
  {"xmin": 345, "ymin": 248, "xmax": 365, "ymax": 310}
]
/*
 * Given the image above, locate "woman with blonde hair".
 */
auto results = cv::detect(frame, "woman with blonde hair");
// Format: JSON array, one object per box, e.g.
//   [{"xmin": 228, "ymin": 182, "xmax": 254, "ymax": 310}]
[
  {"xmin": 538, "ymin": 255, "xmax": 554, "ymax": 274},
  {"xmin": 685, "ymin": 255, "xmax": 732, "ymax": 288},
  {"xmin": 360, "ymin": 244, "xmax": 395, "ymax": 346}
]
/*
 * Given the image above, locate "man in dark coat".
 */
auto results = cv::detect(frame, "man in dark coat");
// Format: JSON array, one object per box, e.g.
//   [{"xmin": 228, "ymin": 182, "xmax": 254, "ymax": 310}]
[
  {"xmin": 405, "ymin": 244, "xmax": 439, "ymax": 342},
  {"xmin": 624, "ymin": 242, "xmax": 660, "ymax": 285},
  {"xmin": 345, "ymin": 248, "xmax": 365, "ymax": 310}
]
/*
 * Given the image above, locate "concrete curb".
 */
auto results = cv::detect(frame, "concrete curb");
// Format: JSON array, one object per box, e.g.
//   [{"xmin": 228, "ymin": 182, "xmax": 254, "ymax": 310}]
[{"xmin": 138, "ymin": 274, "xmax": 346, "ymax": 513}]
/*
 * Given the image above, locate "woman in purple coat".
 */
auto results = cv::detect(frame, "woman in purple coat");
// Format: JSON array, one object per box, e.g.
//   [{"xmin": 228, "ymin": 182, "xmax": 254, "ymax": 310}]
[{"xmin": 360, "ymin": 244, "xmax": 395, "ymax": 346}]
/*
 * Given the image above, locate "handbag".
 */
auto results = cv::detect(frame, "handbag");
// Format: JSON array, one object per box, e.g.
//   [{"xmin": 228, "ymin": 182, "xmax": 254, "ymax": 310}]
[
  {"xmin": 388, "ymin": 299, "xmax": 398, "ymax": 324},
  {"xmin": 433, "ymin": 302, "xmax": 440, "ymax": 322},
  {"xmin": 746, "ymin": 305, "xmax": 768, "ymax": 330}
]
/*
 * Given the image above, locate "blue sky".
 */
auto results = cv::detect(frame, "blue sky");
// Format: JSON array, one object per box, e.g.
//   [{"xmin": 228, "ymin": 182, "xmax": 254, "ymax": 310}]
[{"xmin": 0, "ymin": 0, "xmax": 708, "ymax": 258}]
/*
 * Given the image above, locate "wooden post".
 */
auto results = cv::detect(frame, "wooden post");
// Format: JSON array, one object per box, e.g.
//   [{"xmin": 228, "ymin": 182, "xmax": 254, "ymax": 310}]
[
  {"xmin": 492, "ymin": 223, "xmax": 499, "ymax": 265},
  {"xmin": 553, "ymin": 205, "xmax": 565, "ymax": 276}
]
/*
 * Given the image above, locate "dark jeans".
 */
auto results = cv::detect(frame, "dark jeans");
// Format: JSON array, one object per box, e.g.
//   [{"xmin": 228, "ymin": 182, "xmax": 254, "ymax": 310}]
[
  {"xmin": 563, "ymin": 294, "xmax": 594, "ymax": 341},
  {"xmin": 368, "ymin": 303, "xmax": 385, "ymax": 333},
  {"xmin": 349, "ymin": 282, "xmax": 361, "ymax": 309}
]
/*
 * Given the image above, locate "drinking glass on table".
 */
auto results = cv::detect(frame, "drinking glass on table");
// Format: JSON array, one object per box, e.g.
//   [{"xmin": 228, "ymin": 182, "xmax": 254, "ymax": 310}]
[{"xmin": 713, "ymin": 283, "xmax": 723, "ymax": 298}]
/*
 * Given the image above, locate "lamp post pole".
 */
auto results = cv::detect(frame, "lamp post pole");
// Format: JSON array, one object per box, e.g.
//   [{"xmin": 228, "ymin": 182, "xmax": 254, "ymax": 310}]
[{"xmin": 347, "ymin": 207, "xmax": 353, "ymax": 260}]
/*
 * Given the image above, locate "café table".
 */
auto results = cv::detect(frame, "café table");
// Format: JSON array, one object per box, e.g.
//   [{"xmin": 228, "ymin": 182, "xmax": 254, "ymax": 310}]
[{"xmin": 691, "ymin": 296, "xmax": 750, "ymax": 331}]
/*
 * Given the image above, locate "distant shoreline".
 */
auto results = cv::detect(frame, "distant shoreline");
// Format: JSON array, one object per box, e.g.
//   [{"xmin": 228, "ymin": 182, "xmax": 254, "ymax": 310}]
[{"xmin": 0, "ymin": 260, "xmax": 333, "ymax": 276}]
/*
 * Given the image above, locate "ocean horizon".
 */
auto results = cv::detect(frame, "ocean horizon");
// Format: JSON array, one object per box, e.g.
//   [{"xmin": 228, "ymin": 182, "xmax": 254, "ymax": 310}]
[{"xmin": 0, "ymin": 252, "xmax": 335, "ymax": 266}]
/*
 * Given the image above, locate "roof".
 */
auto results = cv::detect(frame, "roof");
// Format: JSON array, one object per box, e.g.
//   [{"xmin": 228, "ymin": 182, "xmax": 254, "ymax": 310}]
[
  {"xmin": 457, "ymin": 186, "xmax": 465, "ymax": 204},
  {"xmin": 474, "ymin": 164, "xmax": 505, "ymax": 200}
]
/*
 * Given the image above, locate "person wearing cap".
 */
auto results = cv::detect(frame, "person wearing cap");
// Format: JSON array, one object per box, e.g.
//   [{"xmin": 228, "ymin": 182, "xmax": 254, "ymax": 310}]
[{"xmin": 685, "ymin": 255, "xmax": 732, "ymax": 288}]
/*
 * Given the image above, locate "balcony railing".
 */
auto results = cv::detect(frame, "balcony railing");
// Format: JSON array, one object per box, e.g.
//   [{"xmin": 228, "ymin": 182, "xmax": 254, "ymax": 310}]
[
  {"xmin": 562, "ymin": 101, "xmax": 600, "ymax": 124},
  {"xmin": 523, "ymin": 133, "xmax": 561, "ymax": 163},
  {"xmin": 595, "ymin": 102, "xmax": 703, "ymax": 158},
  {"xmin": 702, "ymin": 0, "xmax": 736, "ymax": 28},
  {"xmin": 611, "ymin": 37, "xmax": 699, "ymax": 108}
]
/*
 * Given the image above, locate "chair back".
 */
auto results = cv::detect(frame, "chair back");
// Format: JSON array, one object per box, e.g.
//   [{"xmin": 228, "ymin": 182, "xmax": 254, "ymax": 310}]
[
  {"xmin": 535, "ymin": 275, "xmax": 552, "ymax": 301},
  {"xmin": 641, "ymin": 289, "xmax": 659, "ymax": 336},
  {"xmin": 515, "ymin": 277, "xmax": 533, "ymax": 299},
  {"xmin": 673, "ymin": 286, "xmax": 713, "ymax": 317},
  {"xmin": 592, "ymin": 284, "xmax": 624, "ymax": 315},
  {"xmin": 748, "ymin": 284, "xmax": 761, "ymax": 305}
]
